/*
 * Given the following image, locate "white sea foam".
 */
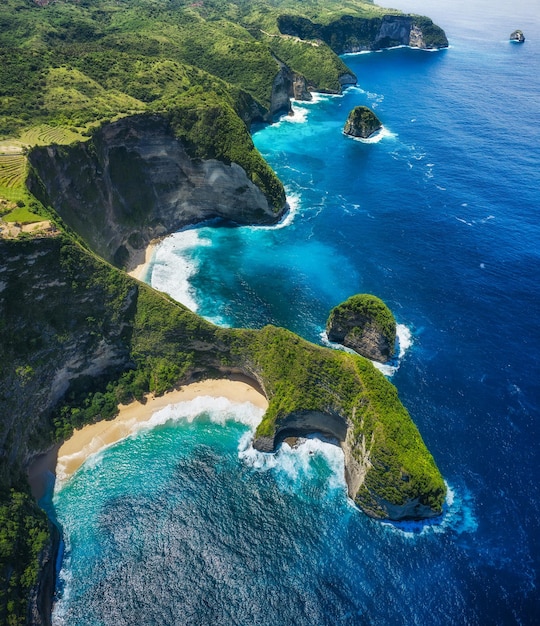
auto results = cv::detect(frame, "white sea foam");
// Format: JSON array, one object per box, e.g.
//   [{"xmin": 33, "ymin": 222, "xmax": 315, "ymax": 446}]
[
  {"xmin": 380, "ymin": 481, "xmax": 478, "ymax": 538},
  {"xmin": 239, "ymin": 434, "xmax": 347, "ymax": 494},
  {"xmin": 141, "ymin": 396, "xmax": 265, "ymax": 431},
  {"xmin": 150, "ymin": 229, "xmax": 209, "ymax": 311},
  {"xmin": 282, "ymin": 103, "xmax": 310, "ymax": 124},
  {"xmin": 342, "ymin": 50, "xmax": 374, "ymax": 57},
  {"xmin": 320, "ymin": 323, "xmax": 412, "ymax": 377},
  {"xmin": 248, "ymin": 188, "xmax": 301, "ymax": 231},
  {"xmin": 55, "ymin": 397, "xmax": 265, "ymax": 491},
  {"xmin": 344, "ymin": 125, "xmax": 396, "ymax": 144}
]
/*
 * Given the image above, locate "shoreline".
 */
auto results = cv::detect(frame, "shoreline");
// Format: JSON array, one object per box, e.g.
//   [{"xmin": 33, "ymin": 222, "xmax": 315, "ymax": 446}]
[
  {"xmin": 28, "ymin": 378, "xmax": 268, "ymax": 498},
  {"xmin": 127, "ymin": 241, "xmax": 157, "ymax": 280}
]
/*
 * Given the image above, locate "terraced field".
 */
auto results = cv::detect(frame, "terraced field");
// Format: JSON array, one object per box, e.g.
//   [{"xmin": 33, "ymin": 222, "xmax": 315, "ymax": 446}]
[
  {"xmin": 19, "ymin": 124, "xmax": 86, "ymax": 147},
  {"xmin": 0, "ymin": 154, "xmax": 26, "ymax": 190}
]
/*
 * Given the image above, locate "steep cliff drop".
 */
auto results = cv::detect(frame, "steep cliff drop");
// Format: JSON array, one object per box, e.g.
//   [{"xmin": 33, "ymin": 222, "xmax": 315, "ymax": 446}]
[
  {"xmin": 326, "ymin": 294, "xmax": 397, "ymax": 363},
  {"xmin": 27, "ymin": 114, "xmax": 287, "ymax": 270},
  {"xmin": 277, "ymin": 13, "xmax": 449, "ymax": 53}
]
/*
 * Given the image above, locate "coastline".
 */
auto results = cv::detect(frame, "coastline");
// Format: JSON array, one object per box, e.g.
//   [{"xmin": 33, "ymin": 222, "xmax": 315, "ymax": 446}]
[
  {"xmin": 29, "ymin": 378, "xmax": 268, "ymax": 496},
  {"xmin": 127, "ymin": 241, "xmax": 157, "ymax": 280}
]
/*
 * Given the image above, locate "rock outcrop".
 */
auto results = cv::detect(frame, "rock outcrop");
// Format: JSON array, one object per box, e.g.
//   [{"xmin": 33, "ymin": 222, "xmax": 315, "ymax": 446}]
[
  {"xmin": 27, "ymin": 522, "xmax": 60, "ymax": 626},
  {"xmin": 277, "ymin": 13, "xmax": 448, "ymax": 53},
  {"xmin": 344, "ymin": 106, "xmax": 382, "ymax": 139},
  {"xmin": 28, "ymin": 114, "xmax": 287, "ymax": 269},
  {"xmin": 270, "ymin": 59, "xmax": 313, "ymax": 117},
  {"xmin": 510, "ymin": 30, "xmax": 525, "ymax": 43},
  {"xmin": 326, "ymin": 294, "xmax": 396, "ymax": 363}
]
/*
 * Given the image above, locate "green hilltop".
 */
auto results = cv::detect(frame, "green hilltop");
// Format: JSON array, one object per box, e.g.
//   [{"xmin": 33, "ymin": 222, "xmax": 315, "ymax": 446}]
[{"xmin": 0, "ymin": 1, "xmax": 448, "ymax": 624}]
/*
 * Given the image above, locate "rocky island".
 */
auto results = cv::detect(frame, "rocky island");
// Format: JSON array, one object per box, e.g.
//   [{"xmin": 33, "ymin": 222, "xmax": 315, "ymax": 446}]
[
  {"xmin": 510, "ymin": 30, "xmax": 525, "ymax": 43},
  {"xmin": 344, "ymin": 106, "xmax": 383, "ymax": 139},
  {"xmin": 0, "ymin": 0, "xmax": 448, "ymax": 623},
  {"xmin": 327, "ymin": 294, "xmax": 397, "ymax": 363}
]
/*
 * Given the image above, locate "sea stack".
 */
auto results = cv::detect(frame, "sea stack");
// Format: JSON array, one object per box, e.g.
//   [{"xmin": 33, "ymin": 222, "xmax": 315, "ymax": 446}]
[
  {"xmin": 343, "ymin": 106, "xmax": 382, "ymax": 139},
  {"xmin": 326, "ymin": 294, "xmax": 396, "ymax": 363},
  {"xmin": 510, "ymin": 30, "xmax": 525, "ymax": 43}
]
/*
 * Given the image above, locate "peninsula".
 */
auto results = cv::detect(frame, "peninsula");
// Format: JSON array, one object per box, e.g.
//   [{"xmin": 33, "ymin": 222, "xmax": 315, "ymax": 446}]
[{"xmin": 0, "ymin": 1, "xmax": 448, "ymax": 624}]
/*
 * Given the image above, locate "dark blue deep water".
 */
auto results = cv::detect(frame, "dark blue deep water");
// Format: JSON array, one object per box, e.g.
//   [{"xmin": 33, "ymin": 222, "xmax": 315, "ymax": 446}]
[{"xmin": 51, "ymin": 1, "xmax": 540, "ymax": 623}]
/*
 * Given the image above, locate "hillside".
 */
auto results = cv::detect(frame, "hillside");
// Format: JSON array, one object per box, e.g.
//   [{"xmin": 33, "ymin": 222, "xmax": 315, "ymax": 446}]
[{"xmin": 0, "ymin": 1, "xmax": 448, "ymax": 624}]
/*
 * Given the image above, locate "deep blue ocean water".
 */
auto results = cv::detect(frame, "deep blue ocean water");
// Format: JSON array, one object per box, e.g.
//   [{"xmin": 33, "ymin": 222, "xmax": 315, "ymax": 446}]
[{"xmin": 49, "ymin": 1, "xmax": 540, "ymax": 623}]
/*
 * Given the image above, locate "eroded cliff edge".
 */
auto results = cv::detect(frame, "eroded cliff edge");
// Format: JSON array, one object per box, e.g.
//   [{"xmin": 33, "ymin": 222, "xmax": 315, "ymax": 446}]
[{"xmin": 27, "ymin": 114, "xmax": 287, "ymax": 270}]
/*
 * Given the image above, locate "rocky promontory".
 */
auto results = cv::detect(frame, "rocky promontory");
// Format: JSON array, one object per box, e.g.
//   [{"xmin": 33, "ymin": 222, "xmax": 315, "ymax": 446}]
[
  {"xmin": 343, "ymin": 106, "xmax": 382, "ymax": 139},
  {"xmin": 326, "ymin": 294, "xmax": 396, "ymax": 363}
]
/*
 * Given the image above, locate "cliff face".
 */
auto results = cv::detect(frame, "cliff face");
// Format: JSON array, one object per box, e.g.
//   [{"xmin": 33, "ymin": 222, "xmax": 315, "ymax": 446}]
[
  {"xmin": 28, "ymin": 115, "xmax": 286, "ymax": 269},
  {"xmin": 0, "ymin": 237, "xmax": 136, "ymax": 479},
  {"xmin": 270, "ymin": 60, "xmax": 313, "ymax": 117},
  {"xmin": 278, "ymin": 13, "xmax": 448, "ymax": 53}
]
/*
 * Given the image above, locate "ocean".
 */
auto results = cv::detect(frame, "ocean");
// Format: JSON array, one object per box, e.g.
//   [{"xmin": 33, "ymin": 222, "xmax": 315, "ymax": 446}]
[{"xmin": 48, "ymin": 0, "xmax": 540, "ymax": 623}]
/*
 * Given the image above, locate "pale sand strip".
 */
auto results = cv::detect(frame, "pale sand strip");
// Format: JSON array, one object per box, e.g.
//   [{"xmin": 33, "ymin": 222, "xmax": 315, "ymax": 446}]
[
  {"xmin": 56, "ymin": 379, "xmax": 268, "ymax": 482},
  {"xmin": 127, "ymin": 242, "xmax": 156, "ymax": 280}
]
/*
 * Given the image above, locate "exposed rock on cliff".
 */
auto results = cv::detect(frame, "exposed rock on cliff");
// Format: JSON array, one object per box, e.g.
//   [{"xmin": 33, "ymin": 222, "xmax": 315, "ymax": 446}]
[
  {"xmin": 248, "ymin": 326, "xmax": 444, "ymax": 522},
  {"xmin": 326, "ymin": 294, "xmax": 396, "ymax": 363},
  {"xmin": 28, "ymin": 115, "xmax": 286, "ymax": 269},
  {"xmin": 344, "ymin": 106, "xmax": 382, "ymax": 139},
  {"xmin": 270, "ymin": 58, "xmax": 313, "ymax": 116},
  {"xmin": 277, "ymin": 13, "xmax": 448, "ymax": 53}
]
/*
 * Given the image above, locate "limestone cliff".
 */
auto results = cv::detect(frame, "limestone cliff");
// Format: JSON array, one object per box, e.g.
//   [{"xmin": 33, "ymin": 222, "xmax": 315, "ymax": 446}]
[
  {"xmin": 27, "ymin": 114, "xmax": 287, "ymax": 269},
  {"xmin": 277, "ymin": 13, "xmax": 448, "ymax": 53}
]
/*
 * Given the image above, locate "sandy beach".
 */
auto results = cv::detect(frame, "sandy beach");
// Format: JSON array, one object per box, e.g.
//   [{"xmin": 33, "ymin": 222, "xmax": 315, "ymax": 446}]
[
  {"xmin": 127, "ymin": 242, "xmax": 156, "ymax": 280},
  {"xmin": 28, "ymin": 378, "xmax": 267, "ymax": 498}
]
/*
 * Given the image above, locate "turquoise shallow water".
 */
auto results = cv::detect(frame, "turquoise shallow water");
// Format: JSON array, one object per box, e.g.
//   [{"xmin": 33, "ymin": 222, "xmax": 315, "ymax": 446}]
[{"xmin": 50, "ymin": 0, "xmax": 540, "ymax": 623}]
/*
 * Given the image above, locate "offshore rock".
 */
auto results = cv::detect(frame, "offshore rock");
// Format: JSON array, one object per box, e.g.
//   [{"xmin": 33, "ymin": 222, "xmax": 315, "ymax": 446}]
[
  {"xmin": 326, "ymin": 294, "xmax": 396, "ymax": 363},
  {"xmin": 27, "ymin": 114, "xmax": 286, "ymax": 269},
  {"xmin": 510, "ymin": 30, "xmax": 525, "ymax": 42},
  {"xmin": 343, "ymin": 106, "xmax": 382, "ymax": 139}
]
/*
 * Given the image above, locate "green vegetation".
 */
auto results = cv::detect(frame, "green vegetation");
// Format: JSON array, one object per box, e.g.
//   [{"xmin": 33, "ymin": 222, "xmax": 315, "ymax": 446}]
[
  {"xmin": 0, "ymin": 0, "xmax": 448, "ymax": 622},
  {"xmin": 0, "ymin": 488, "xmax": 49, "ymax": 626},
  {"xmin": 328, "ymin": 294, "xmax": 396, "ymax": 346},
  {"xmin": 0, "ymin": 155, "xmax": 26, "ymax": 191},
  {"xmin": 1, "ymin": 205, "xmax": 41, "ymax": 224},
  {"xmin": 262, "ymin": 34, "xmax": 354, "ymax": 93}
]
